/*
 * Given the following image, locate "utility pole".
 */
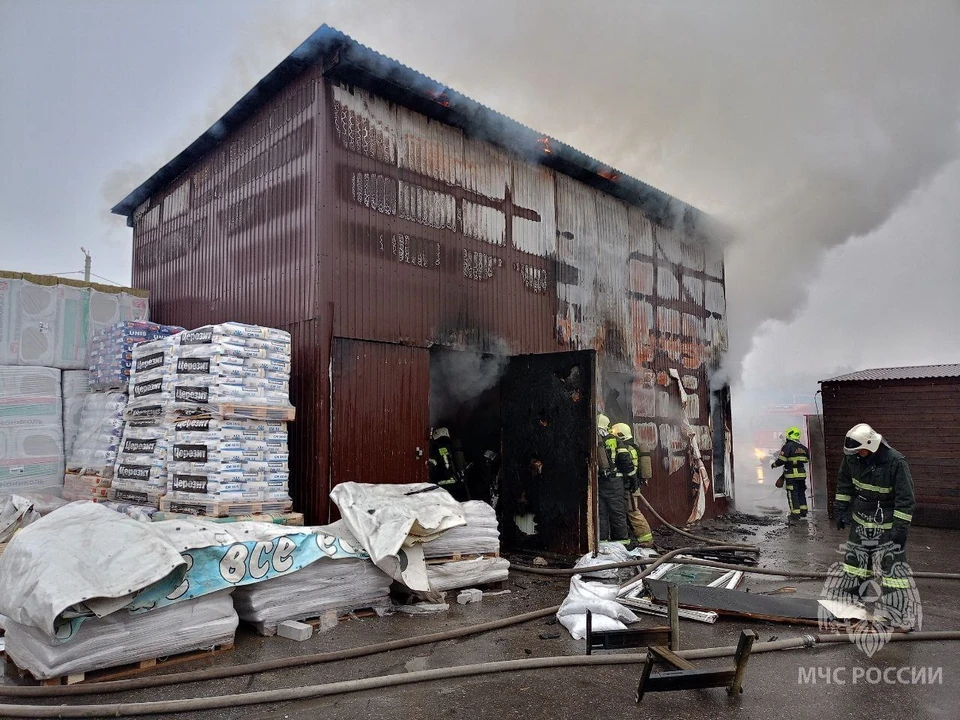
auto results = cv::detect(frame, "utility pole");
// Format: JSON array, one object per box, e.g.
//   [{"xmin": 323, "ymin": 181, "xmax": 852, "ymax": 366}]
[{"xmin": 80, "ymin": 247, "xmax": 91, "ymax": 282}]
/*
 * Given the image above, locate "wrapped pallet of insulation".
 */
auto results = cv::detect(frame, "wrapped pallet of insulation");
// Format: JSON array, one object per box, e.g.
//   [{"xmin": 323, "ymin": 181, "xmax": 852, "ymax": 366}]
[
  {"xmin": 2, "ymin": 590, "xmax": 237, "ymax": 680},
  {"xmin": 421, "ymin": 500, "xmax": 509, "ymax": 592},
  {"xmin": 233, "ymin": 557, "xmax": 393, "ymax": 635},
  {"xmin": 0, "ymin": 367, "xmax": 64, "ymax": 498}
]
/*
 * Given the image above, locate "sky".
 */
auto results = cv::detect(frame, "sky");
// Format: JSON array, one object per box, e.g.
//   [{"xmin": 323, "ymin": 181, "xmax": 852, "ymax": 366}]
[{"xmin": 3, "ymin": 0, "xmax": 960, "ymax": 483}]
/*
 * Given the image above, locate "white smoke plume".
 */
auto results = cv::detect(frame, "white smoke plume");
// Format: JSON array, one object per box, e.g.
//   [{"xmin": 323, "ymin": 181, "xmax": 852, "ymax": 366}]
[{"xmin": 102, "ymin": 1, "xmax": 960, "ymax": 509}]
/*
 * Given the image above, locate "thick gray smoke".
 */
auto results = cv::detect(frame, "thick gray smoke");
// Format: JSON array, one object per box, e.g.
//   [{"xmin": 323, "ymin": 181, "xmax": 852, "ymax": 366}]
[
  {"xmin": 430, "ymin": 342, "xmax": 510, "ymax": 427},
  {"xmin": 102, "ymin": 1, "xmax": 960, "ymax": 510}
]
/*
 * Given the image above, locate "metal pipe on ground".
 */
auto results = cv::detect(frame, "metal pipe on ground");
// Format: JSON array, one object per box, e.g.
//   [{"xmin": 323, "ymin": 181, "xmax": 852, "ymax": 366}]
[
  {"xmin": 4, "ymin": 632, "xmax": 960, "ymax": 717},
  {"xmin": 512, "ymin": 557, "xmax": 960, "ymax": 582}
]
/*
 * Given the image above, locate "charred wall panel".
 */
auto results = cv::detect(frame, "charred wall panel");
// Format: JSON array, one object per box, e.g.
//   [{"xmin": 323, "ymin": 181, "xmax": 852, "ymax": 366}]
[{"xmin": 822, "ymin": 378, "xmax": 960, "ymax": 528}]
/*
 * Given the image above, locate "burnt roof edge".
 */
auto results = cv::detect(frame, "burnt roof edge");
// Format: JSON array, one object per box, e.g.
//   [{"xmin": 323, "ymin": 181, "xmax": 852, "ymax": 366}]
[{"xmin": 112, "ymin": 25, "xmax": 718, "ymax": 241}]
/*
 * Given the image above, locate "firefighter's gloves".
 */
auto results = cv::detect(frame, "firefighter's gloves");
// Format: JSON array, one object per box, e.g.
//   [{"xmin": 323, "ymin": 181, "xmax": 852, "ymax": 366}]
[
  {"xmin": 834, "ymin": 501, "xmax": 850, "ymax": 530},
  {"xmin": 888, "ymin": 524, "xmax": 909, "ymax": 551}
]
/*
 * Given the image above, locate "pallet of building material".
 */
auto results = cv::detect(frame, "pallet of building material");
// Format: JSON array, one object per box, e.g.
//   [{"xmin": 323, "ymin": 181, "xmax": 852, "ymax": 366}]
[
  {"xmin": 159, "ymin": 496, "xmax": 293, "ymax": 517},
  {"xmin": 644, "ymin": 579, "xmax": 824, "ymax": 626},
  {"xmin": 3, "ymin": 641, "xmax": 234, "ymax": 686},
  {"xmin": 425, "ymin": 556, "xmax": 511, "ymax": 593},
  {"xmin": 203, "ymin": 404, "xmax": 296, "ymax": 422},
  {"xmin": 149, "ymin": 510, "xmax": 304, "ymax": 525},
  {"xmin": 247, "ymin": 601, "xmax": 394, "ymax": 637},
  {"xmin": 0, "ymin": 591, "xmax": 238, "ymax": 683}
]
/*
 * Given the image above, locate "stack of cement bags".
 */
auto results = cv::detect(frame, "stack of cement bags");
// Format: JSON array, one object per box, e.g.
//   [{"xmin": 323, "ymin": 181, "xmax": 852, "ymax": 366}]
[
  {"xmin": 0, "ymin": 367, "xmax": 64, "ymax": 497},
  {"xmin": 422, "ymin": 500, "xmax": 510, "ymax": 592},
  {"xmin": 2, "ymin": 591, "xmax": 238, "ymax": 680},
  {"xmin": 62, "ymin": 392, "xmax": 127, "ymax": 501},
  {"xmin": 233, "ymin": 558, "xmax": 393, "ymax": 634}
]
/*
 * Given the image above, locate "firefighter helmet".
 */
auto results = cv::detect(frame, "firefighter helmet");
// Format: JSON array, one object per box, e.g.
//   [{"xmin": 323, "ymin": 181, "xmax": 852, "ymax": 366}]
[
  {"xmin": 597, "ymin": 413, "xmax": 610, "ymax": 431},
  {"xmin": 432, "ymin": 427, "xmax": 450, "ymax": 441},
  {"xmin": 844, "ymin": 423, "xmax": 882, "ymax": 455},
  {"xmin": 611, "ymin": 422, "xmax": 633, "ymax": 441},
  {"xmin": 785, "ymin": 426, "xmax": 802, "ymax": 441}
]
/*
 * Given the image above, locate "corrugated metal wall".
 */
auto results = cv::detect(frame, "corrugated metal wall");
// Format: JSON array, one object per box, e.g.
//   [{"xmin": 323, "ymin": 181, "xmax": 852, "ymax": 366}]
[
  {"xmin": 821, "ymin": 378, "xmax": 960, "ymax": 528},
  {"xmin": 129, "ymin": 68, "xmax": 732, "ymax": 528},
  {"xmin": 319, "ymin": 79, "xmax": 730, "ymax": 525}
]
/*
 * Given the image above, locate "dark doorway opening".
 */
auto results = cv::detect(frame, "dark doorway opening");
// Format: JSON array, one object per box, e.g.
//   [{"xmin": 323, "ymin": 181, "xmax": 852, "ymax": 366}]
[{"xmin": 428, "ymin": 347, "xmax": 595, "ymax": 556}]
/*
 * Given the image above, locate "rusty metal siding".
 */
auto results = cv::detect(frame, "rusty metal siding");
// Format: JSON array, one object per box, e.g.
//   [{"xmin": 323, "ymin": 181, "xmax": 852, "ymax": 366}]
[
  {"xmin": 131, "ymin": 70, "xmax": 322, "ymax": 329},
  {"xmin": 822, "ymin": 377, "xmax": 960, "ymax": 529},
  {"xmin": 330, "ymin": 339, "xmax": 430, "ymax": 507},
  {"xmin": 128, "ymin": 66, "xmax": 731, "ymax": 529}
]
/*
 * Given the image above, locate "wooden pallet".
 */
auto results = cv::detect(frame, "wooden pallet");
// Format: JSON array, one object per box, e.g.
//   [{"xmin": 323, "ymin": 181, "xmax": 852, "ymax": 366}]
[
  {"xmin": 424, "ymin": 551, "xmax": 500, "ymax": 565},
  {"xmin": 248, "ymin": 604, "xmax": 392, "ymax": 637},
  {"xmin": 3, "ymin": 642, "xmax": 234, "ymax": 686},
  {"xmin": 217, "ymin": 405, "xmax": 296, "ymax": 421}
]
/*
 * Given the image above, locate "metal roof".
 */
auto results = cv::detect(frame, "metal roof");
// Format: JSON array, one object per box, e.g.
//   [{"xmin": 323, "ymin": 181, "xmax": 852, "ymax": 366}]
[
  {"xmin": 822, "ymin": 364, "xmax": 960, "ymax": 383},
  {"xmin": 112, "ymin": 25, "xmax": 712, "ymax": 236}
]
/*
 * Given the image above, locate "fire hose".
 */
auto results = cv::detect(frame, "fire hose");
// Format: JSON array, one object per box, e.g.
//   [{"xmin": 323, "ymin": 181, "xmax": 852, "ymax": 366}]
[
  {"xmin": 635, "ymin": 491, "xmax": 760, "ymax": 551},
  {"xmin": 0, "ymin": 547, "xmax": 960, "ymax": 717},
  {"xmin": 3, "ymin": 631, "xmax": 960, "ymax": 717}
]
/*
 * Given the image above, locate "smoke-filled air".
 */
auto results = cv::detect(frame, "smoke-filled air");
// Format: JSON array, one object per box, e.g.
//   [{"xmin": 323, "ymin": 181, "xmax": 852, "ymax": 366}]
[{"xmin": 4, "ymin": 0, "xmax": 960, "ymax": 512}]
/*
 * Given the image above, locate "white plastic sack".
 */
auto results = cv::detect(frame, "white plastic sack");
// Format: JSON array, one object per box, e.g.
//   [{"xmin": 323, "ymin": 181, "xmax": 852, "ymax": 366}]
[
  {"xmin": 3, "ymin": 590, "xmax": 236, "ymax": 680},
  {"xmin": 0, "ymin": 502, "xmax": 186, "ymax": 638},
  {"xmin": 556, "ymin": 574, "xmax": 638, "ymax": 640},
  {"xmin": 573, "ymin": 541, "xmax": 635, "ymax": 580},
  {"xmin": 329, "ymin": 482, "xmax": 466, "ymax": 592},
  {"xmin": 0, "ymin": 494, "xmax": 41, "ymax": 543}
]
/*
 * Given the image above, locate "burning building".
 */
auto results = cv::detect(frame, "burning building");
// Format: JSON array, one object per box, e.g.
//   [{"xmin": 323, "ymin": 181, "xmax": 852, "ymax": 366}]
[{"xmin": 112, "ymin": 25, "xmax": 732, "ymax": 554}]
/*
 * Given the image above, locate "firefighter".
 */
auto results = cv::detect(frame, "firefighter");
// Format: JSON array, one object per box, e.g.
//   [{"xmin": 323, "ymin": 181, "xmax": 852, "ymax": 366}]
[
  {"xmin": 771, "ymin": 426, "xmax": 810, "ymax": 521},
  {"xmin": 597, "ymin": 414, "xmax": 629, "ymax": 544},
  {"xmin": 834, "ymin": 423, "xmax": 916, "ymax": 606},
  {"xmin": 427, "ymin": 427, "xmax": 470, "ymax": 501},
  {"xmin": 610, "ymin": 422, "xmax": 654, "ymax": 548}
]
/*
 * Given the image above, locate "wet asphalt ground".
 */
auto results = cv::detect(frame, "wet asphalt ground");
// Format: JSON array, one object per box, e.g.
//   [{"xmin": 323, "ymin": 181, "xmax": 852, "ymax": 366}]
[{"xmin": 2, "ymin": 509, "xmax": 959, "ymax": 720}]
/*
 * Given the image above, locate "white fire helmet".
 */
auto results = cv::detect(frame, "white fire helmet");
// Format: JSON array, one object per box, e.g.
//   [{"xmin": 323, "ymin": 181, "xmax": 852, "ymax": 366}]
[
  {"xmin": 610, "ymin": 422, "xmax": 633, "ymax": 441},
  {"xmin": 844, "ymin": 423, "xmax": 882, "ymax": 455},
  {"xmin": 597, "ymin": 413, "xmax": 610, "ymax": 431},
  {"xmin": 433, "ymin": 427, "xmax": 450, "ymax": 441}
]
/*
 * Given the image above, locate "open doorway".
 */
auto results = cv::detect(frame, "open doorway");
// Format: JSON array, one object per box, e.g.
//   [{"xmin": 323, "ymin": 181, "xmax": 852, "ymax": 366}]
[{"xmin": 428, "ymin": 347, "xmax": 595, "ymax": 557}]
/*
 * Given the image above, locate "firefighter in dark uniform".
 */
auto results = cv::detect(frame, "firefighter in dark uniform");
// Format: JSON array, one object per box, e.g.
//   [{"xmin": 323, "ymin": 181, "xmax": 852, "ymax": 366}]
[
  {"xmin": 834, "ymin": 423, "xmax": 916, "ymax": 609},
  {"xmin": 597, "ymin": 414, "xmax": 629, "ymax": 544},
  {"xmin": 428, "ymin": 427, "xmax": 470, "ymax": 501},
  {"xmin": 771, "ymin": 426, "xmax": 810, "ymax": 521}
]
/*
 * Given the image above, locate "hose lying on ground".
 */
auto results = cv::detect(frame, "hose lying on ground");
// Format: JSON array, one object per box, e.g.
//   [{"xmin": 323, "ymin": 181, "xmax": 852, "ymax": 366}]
[
  {"xmin": 512, "ymin": 556, "xmax": 960, "ymax": 582},
  {"xmin": 635, "ymin": 492, "xmax": 759, "ymax": 552},
  {"xmin": 4, "ymin": 631, "xmax": 960, "ymax": 717},
  {"xmin": 0, "ymin": 544, "xmax": 717, "ymax": 699}
]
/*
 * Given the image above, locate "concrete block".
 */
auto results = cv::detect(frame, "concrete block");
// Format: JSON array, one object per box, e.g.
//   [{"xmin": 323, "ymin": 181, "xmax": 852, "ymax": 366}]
[
  {"xmin": 277, "ymin": 620, "xmax": 313, "ymax": 641},
  {"xmin": 457, "ymin": 588, "xmax": 483, "ymax": 605}
]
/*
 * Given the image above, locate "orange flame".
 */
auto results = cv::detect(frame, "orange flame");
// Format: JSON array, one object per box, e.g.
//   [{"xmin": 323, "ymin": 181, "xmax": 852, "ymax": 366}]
[
  {"xmin": 536, "ymin": 136, "xmax": 553, "ymax": 154},
  {"xmin": 598, "ymin": 168, "xmax": 620, "ymax": 182}
]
